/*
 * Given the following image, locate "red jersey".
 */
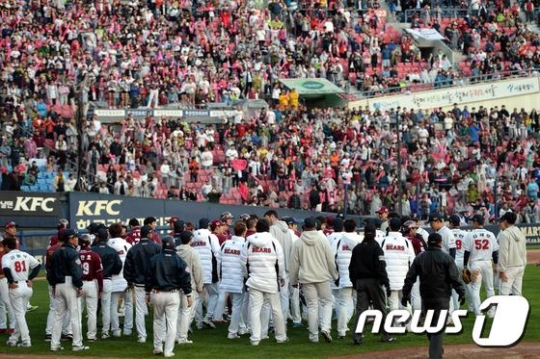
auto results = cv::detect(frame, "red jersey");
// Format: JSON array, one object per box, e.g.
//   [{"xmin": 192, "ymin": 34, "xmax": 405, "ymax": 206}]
[
  {"xmin": 150, "ymin": 232, "xmax": 162, "ymax": 245},
  {"xmin": 45, "ymin": 243, "xmax": 62, "ymax": 273},
  {"xmin": 79, "ymin": 248, "xmax": 104, "ymax": 292},
  {"xmin": 407, "ymin": 235, "xmax": 427, "ymax": 256},
  {"xmin": 49, "ymin": 233, "xmax": 60, "ymax": 247},
  {"xmin": 215, "ymin": 233, "xmax": 228, "ymax": 245},
  {"xmin": 245, "ymin": 230, "xmax": 256, "ymax": 239},
  {"xmin": 125, "ymin": 228, "xmax": 141, "ymax": 245}
]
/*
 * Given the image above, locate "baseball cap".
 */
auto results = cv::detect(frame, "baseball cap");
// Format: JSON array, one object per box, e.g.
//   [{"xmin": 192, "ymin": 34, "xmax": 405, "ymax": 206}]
[
  {"xmin": 87, "ymin": 222, "xmax": 106, "ymax": 234},
  {"xmin": 376, "ymin": 206, "xmax": 389, "ymax": 214},
  {"xmin": 403, "ymin": 220, "xmax": 417, "ymax": 229},
  {"xmin": 4, "ymin": 222, "xmax": 17, "ymax": 229},
  {"xmin": 429, "ymin": 213, "xmax": 443, "ymax": 222},
  {"xmin": 199, "ymin": 218, "xmax": 210, "ymax": 229},
  {"xmin": 220, "ymin": 212, "xmax": 234, "ymax": 220},
  {"xmin": 471, "ymin": 214, "xmax": 485, "ymax": 225},
  {"xmin": 141, "ymin": 225, "xmax": 153, "ymax": 238},
  {"xmin": 61, "ymin": 229, "xmax": 79, "ymax": 242},
  {"xmin": 211, "ymin": 220, "xmax": 225, "ymax": 231},
  {"xmin": 168, "ymin": 216, "xmax": 180, "ymax": 224},
  {"xmin": 283, "ymin": 217, "xmax": 297, "ymax": 225},
  {"xmin": 303, "ymin": 217, "xmax": 316, "ymax": 229},
  {"xmin": 240, "ymin": 213, "xmax": 251, "ymax": 221},
  {"xmin": 449, "ymin": 215, "xmax": 461, "ymax": 225},
  {"xmin": 428, "ymin": 233, "xmax": 443, "ymax": 245},
  {"xmin": 95, "ymin": 228, "xmax": 109, "ymax": 241}
]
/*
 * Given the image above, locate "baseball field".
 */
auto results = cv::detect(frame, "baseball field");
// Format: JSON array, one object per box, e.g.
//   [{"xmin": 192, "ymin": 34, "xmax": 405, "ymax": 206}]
[{"xmin": 0, "ymin": 251, "xmax": 538, "ymax": 359}]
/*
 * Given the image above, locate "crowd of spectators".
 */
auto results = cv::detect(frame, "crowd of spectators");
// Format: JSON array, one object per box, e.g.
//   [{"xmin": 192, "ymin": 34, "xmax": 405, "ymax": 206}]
[{"xmin": 2, "ymin": 1, "xmax": 540, "ymax": 224}]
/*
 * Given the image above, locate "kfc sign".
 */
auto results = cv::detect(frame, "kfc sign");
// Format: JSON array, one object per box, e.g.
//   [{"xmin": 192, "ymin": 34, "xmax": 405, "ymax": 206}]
[{"xmin": 0, "ymin": 193, "xmax": 60, "ymax": 216}]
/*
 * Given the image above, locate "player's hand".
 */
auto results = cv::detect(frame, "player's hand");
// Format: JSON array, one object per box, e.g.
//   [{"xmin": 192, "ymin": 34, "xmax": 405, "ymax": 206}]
[
  {"xmin": 279, "ymin": 278, "xmax": 285, "ymax": 287},
  {"xmin": 401, "ymin": 296, "xmax": 410, "ymax": 307},
  {"xmin": 493, "ymin": 267, "xmax": 498, "ymax": 275},
  {"xmin": 499, "ymin": 272, "xmax": 509, "ymax": 283},
  {"xmin": 76, "ymin": 288, "xmax": 83, "ymax": 298},
  {"xmin": 125, "ymin": 285, "xmax": 132, "ymax": 292},
  {"xmin": 458, "ymin": 292, "xmax": 466, "ymax": 307},
  {"xmin": 26, "ymin": 280, "xmax": 32, "ymax": 288},
  {"xmin": 145, "ymin": 293, "xmax": 151, "ymax": 304},
  {"xmin": 8, "ymin": 282, "xmax": 18, "ymax": 290},
  {"xmin": 187, "ymin": 295, "xmax": 193, "ymax": 308}
]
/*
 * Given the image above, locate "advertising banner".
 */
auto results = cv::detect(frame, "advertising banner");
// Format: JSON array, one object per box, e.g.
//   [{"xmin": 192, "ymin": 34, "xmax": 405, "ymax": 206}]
[{"xmin": 0, "ymin": 192, "xmax": 61, "ymax": 217}]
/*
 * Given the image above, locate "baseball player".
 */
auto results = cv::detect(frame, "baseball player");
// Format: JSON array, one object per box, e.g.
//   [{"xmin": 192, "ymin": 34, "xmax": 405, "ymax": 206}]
[
  {"xmin": 283, "ymin": 217, "xmax": 302, "ymax": 328},
  {"xmin": 241, "ymin": 219, "xmax": 288, "ymax": 346},
  {"xmin": 0, "ymin": 236, "xmax": 15, "ymax": 336},
  {"xmin": 2, "ymin": 236, "xmax": 41, "ymax": 347},
  {"xmin": 497, "ymin": 212, "xmax": 527, "ymax": 295},
  {"xmin": 47, "ymin": 229, "xmax": 88, "ymax": 352},
  {"xmin": 49, "ymin": 219, "xmax": 69, "ymax": 247},
  {"xmin": 220, "ymin": 212, "xmax": 234, "ymax": 239},
  {"xmin": 124, "ymin": 225, "xmax": 161, "ymax": 343},
  {"xmin": 429, "ymin": 213, "xmax": 456, "ymax": 259},
  {"xmin": 124, "ymin": 219, "xmax": 142, "ymax": 246},
  {"xmin": 402, "ymin": 220, "xmax": 427, "ymax": 311},
  {"xmin": 216, "ymin": 221, "xmax": 247, "ymax": 339},
  {"xmin": 91, "ymin": 228, "xmax": 122, "ymax": 339},
  {"xmin": 107, "ymin": 223, "xmax": 133, "ymax": 337},
  {"xmin": 175, "ymin": 230, "xmax": 204, "ymax": 345},
  {"xmin": 448, "ymin": 215, "xmax": 472, "ymax": 312},
  {"xmin": 146, "ymin": 236, "xmax": 193, "ymax": 358},
  {"xmin": 78, "ymin": 235, "xmax": 104, "ymax": 342},
  {"xmin": 380, "ymin": 218, "xmax": 415, "ymax": 329},
  {"xmin": 463, "ymin": 214, "xmax": 499, "ymax": 317},
  {"xmin": 143, "ymin": 217, "xmax": 163, "ymax": 245},
  {"xmin": 192, "ymin": 218, "xmax": 221, "ymax": 329},
  {"xmin": 332, "ymin": 219, "xmax": 362, "ymax": 339}
]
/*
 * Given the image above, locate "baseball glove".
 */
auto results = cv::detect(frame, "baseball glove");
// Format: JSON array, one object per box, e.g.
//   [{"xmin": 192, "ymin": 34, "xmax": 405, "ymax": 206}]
[{"xmin": 462, "ymin": 269, "xmax": 473, "ymax": 284}]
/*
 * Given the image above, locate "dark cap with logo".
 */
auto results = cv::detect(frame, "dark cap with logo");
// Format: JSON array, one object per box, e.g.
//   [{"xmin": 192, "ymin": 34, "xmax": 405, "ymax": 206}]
[
  {"xmin": 429, "ymin": 213, "xmax": 444, "ymax": 222},
  {"xmin": 87, "ymin": 222, "xmax": 106, "ymax": 234},
  {"xmin": 283, "ymin": 217, "xmax": 297, "ymax": 225},
  {"xmin": 471, "ymin": 214, "xmax": 485, "ymax": 225},
  {"xmin": 61, "ymin": 229, "xmax": 79, "ymax": 242},
  {"xmin": 141, "ymin": 225, "xmax": 153, "ymax": 238},
  {"xmin": 199, "ymin": 218, "xmax": 210, "ymax": 229},
  {"xmin": 449, "ymin": 215, "xmax": 461, "ymax": 225},
  {"xmin": 428, "ymin": 232, "xmax": 443, "ymax": 245}
]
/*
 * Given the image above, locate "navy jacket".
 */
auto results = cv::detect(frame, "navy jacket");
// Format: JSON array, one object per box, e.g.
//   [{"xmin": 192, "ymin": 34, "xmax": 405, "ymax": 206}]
[
  {"xmin": 47, "ymin": 243, "xmax": 83, "ymax": 289},
  {"xmin": 145, "ymin": 249, "xmax": 192, "ymax": 295},
  {"xmin": 91, "ymin": 242, "xmax": 123, "ymax": 279},
  {"xmin": 124, "ymin": 238, "xmax": 161, "ymax": 285}
]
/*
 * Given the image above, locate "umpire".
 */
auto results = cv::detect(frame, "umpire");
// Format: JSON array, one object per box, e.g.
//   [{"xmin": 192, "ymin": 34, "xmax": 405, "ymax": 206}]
[
  {"xmin": 348, "ymin": 223, "xmax": 394, "ymax": 345},
  {"xmin": 146, "ymin": 236, "xmax": 192, "ymax": 358},
  {"xmin": 402, "ymin": 233, "xmax": 465, "ymax": 359}
]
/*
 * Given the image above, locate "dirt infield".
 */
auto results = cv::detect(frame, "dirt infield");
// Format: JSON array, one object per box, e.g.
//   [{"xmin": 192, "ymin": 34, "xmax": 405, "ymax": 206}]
[
  {"xmin": 334, "ymin": 342, "xmax": 540, "ymax": 359},
  {"xmin": 527, "ymin": 249, "xmax": 540, "ymax": 264}
]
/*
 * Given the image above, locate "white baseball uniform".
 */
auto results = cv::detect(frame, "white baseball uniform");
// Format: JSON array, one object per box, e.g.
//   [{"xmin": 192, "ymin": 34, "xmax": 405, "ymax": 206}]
[
  {"xmin": 107, "ymin": 237, "xmax": 133, "ymax": 336},
  {"xmin": 464, "ymin": 228, "xmax": 499, "ymax": 316},
  {"xmin": 438, "ymin": 226, "xmax": 457, "ymax": 255},
  {"xmin": 2, "ymin": 249, "xmax": 40, "ymax": 346},
  {"xmin": 451, "ymin": 228, "xmax": 472, "ymax": 311}
]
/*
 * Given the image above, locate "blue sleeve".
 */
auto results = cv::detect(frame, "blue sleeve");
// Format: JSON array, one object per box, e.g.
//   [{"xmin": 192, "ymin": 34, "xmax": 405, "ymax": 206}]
[
  {"xmin": 29, "ymin": 264, "xmax": 41, "ymax": 281},
  {"xmin": 3, "ymin": 268, "xmax": 14, "ymax": 284}
]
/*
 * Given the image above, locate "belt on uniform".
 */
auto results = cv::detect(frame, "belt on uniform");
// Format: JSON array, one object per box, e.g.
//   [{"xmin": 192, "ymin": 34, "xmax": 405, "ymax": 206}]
[
  {"xmin": 103, "ymin": 277, "xmax": 112, "ymax": 280},
  {"xmin": 134, "ymin": 283, "xmax": 145, "ymax": 287},
  {"xmin": 153, "ymin": 288, "xmax": 179, "ymax": 293}
]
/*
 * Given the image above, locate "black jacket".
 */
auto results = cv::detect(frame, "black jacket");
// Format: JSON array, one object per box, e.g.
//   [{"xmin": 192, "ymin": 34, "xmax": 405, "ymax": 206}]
[
  {"xmin": 402, "ymin": 246, "xmax": 464, "ymax": 300},
  {"xmin": 124, "ymin": 238, "xmax": 161, "ymax": 285},
  {"xmin": 47, "ymin": 243, "xmax": 83, "ymax": 289},
  {"xmin": 91, "ymin": 242, "xmax": 122, "ymax": 279},
  {"xmin": 349, "ymin": 239, "xmax": 389, "ymax": 289},
  {"xmin": 145, "ymin": 249, "xmax": 192, "ymax": 295}
]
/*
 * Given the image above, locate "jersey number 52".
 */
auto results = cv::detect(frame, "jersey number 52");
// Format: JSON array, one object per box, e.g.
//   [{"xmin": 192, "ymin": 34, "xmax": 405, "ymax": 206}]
[{"xmin": 474, "ymin": 239, "xmax": 489, "ymax": 250}]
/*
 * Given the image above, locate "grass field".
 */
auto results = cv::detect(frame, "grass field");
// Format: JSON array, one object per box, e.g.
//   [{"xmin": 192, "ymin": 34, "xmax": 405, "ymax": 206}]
[{"xmin": 0, "ymin": 266, "xmax": 538, "ymax": 358}]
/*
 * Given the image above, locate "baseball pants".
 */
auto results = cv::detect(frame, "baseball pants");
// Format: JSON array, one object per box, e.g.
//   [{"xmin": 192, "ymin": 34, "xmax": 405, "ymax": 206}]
[
  {"xmin": 289, "ymin": 284, "xmax": 301, "ymax": 324},
  {"xmin": 303, "ymin": 282, "xmax": 333, "ymax": 342},
  {"xmin": 80, "ymin": 280, "xmax": 98, "ymax": 340},
  {"xmin": 499, "ymin": 266, "xmax": 525, "ymax": 296},
  {"xmin": 0, "ymin": 278, "xmax": 15, "ymax": 330},
  {"xmin": 469, "ymin": 260, "xmax": 495, "ymax": 316},
  {"xmin": 227, "ymin": 292, "xmax": 245, "ymax": 336},
  {"xmin": 249, "ymin": 288, "xmax": 286, "ymax": 344},
  {"xmin": 411, "ymin": 280, "xmax": 422, "ymax": 311},
  {"xmin": 452, "ymin": 262, "xmax": 472, "ymax": 312},
  {"xmin": 176, "ymin": 291, "xmax": 198, "ymax": 343},
  {"xmin": 336, "ymin": 287, "xmax": 354, "ymax": 337},
  {"xmin": 46, "ymin": 284, "xmax": 71, "ymax": 336},
  {"xmin": 111, "ymin": 291, "xmax": 133, "ymax": 335},
  {"xmin": 8, "ymin": 281, "xmax": 32, "ymax": 345},
  {"xmin": 51, "ymin": 277, "xmax": 84, "ymax": 350},
  {"xmin": 152, "ymin": 290, "xmax": 180, "ymax": 357},
  {"xmin": 134, "ymin": 285, "xmax": 149, "ymax": 340},
  {"xmin": 100, "ymin": 279, "xmax": 112, "ymax": 336}
]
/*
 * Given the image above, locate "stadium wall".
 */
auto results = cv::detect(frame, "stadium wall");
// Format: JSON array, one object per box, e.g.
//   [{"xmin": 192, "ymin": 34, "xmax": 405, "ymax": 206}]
[{"xmin": 348, "ymin": 76, "xmax": 540, "ymax": 112}]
